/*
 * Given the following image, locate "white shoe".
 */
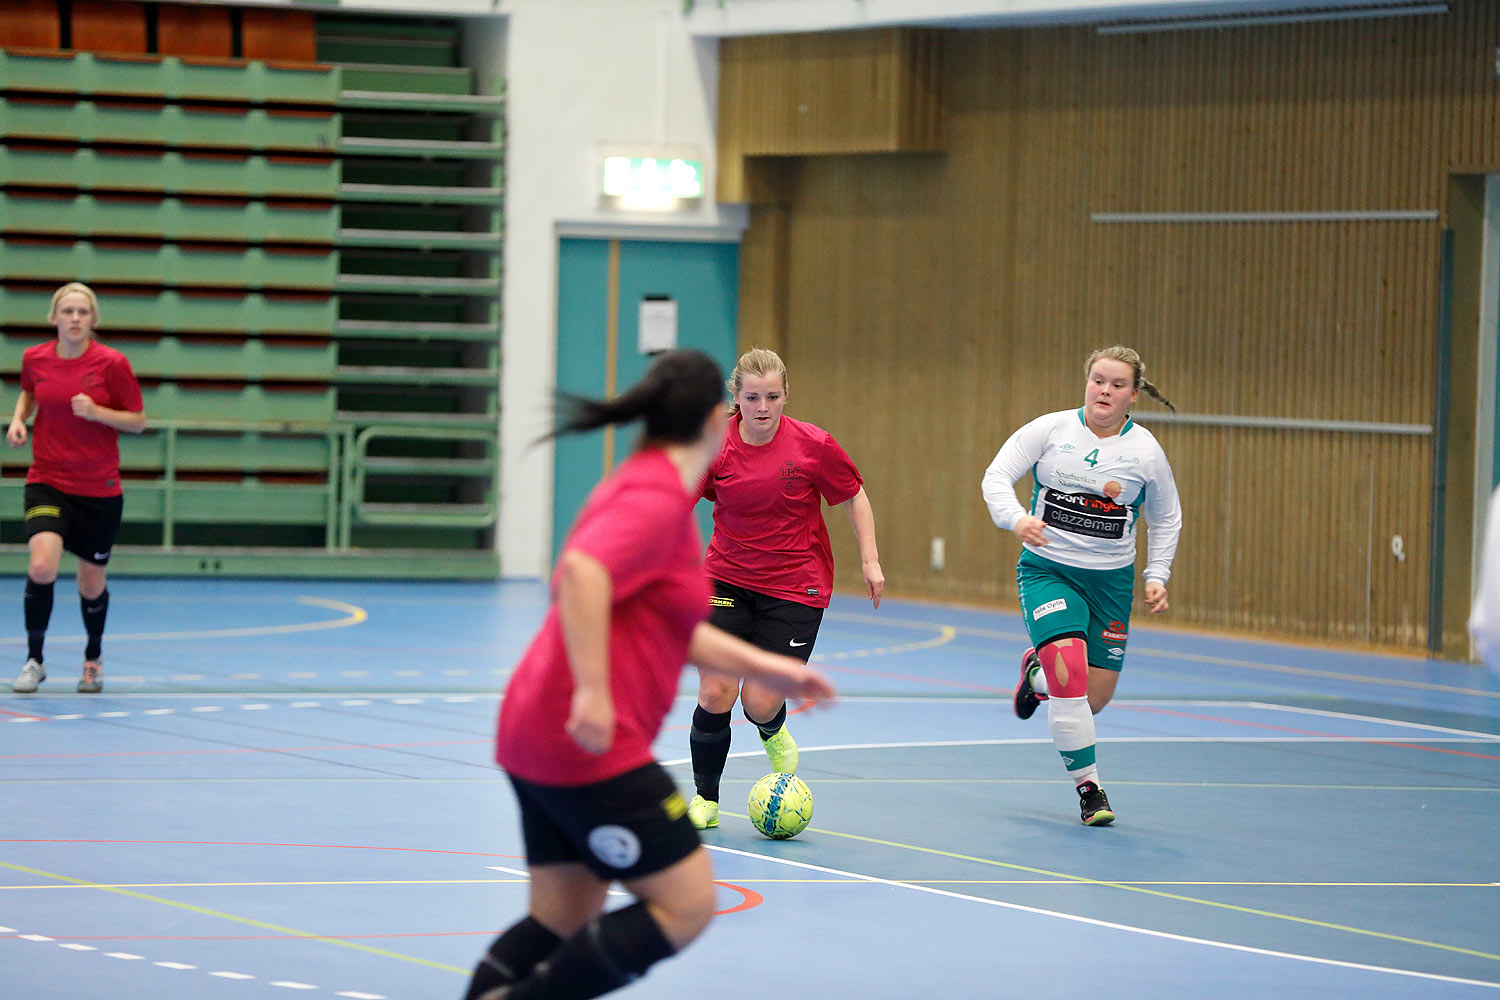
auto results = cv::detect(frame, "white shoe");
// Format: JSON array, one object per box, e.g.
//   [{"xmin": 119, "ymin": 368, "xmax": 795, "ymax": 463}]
[
  {"xmin": 77, "ymin": 659, "xmax": 103, "ymax": 694},
  {"xmin": 13, "ymin": 658, "xmax": 45, "ymax": 693}
]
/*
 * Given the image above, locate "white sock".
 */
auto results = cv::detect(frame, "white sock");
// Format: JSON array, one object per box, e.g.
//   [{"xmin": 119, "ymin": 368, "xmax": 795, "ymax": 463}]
[{"xmin": 1046, "ymin": 694, "xmax": 1099, "ymax": 786}]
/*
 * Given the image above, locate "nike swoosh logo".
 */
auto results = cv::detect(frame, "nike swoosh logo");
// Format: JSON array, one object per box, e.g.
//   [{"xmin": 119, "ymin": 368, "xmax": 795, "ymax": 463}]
[
  {"xmin": 713, "ymin": 474, "xmax": 731, "ymax": 481},
  {"xmin": 789, "ymin": 639, "xmax": 807, "ymax": 647},
  {"xmin": 93, "ymin": 552, "xmax": 110, "ymax": 560}
]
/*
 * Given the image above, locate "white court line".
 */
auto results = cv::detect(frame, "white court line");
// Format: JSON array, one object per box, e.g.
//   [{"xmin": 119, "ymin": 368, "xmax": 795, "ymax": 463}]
[
  {"xmin": 1232, "ymin": 701, "xmax": 1500, "ymax": 738},
  {"xmin": 704, "ymin": 844, "xmax": 1500, "ymax": 990},
  {"xmin": 659, "ymin": 735, "xmax": 1500, "ymax": 768}
]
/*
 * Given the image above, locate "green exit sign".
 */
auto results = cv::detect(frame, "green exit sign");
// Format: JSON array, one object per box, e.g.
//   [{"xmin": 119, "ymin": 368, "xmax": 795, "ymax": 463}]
[{"xmin": 602, "ymin": 156, "xmax": 703, "ymax": 200}]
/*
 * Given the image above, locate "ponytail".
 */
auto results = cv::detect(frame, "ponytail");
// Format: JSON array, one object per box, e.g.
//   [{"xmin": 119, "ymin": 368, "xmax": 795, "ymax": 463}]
[{"xmin": 544, "ymin": 349, "xmax": 725, "ymax": 445}]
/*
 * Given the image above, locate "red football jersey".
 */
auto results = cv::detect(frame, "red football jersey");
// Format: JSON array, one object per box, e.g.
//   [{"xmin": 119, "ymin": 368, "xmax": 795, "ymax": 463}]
[
  {"xmin": 701, "ymin": 413, "xmax": 863, "ymax": 609},
  {"xmin": 497, "ymin": 448, "xmax": 711, "ymax": 786},
  {"xmin": 20, "ymin": 339, "xmax": 144, "ymax": 498}
]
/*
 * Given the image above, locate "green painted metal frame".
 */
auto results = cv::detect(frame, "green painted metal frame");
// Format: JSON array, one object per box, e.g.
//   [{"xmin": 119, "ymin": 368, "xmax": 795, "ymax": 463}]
[
  {"xmin": 154, "ymin": 420, "xmax": 343, "ymax": 549},
  {"xmin": 0, "ymin": 49, "xmax": 340, "ymax": 105},
  {"xmin": 0, "ymin": 146, "xmax": 339, "ymax": 198},
  {"xmin": 1, "ymin": 418, "xmax": 497, "ymax": 557},
  {"xmin": 340, "ymin": 424, "xmax": 499, "ymax": 546}
]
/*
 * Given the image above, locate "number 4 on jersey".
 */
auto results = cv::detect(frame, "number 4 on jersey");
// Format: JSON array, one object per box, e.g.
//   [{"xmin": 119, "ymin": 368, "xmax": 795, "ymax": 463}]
[{"xmin": 1084, "ymin": 448, "xmax": 1099, "ymax": 468}]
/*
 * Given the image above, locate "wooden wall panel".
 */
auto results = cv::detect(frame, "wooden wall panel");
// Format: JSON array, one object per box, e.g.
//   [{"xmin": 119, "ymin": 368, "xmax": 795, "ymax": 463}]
[
  {"xmin": 724, "ymin": 6, "xmax": 1500, "ymax": 651},
  {"xmin": 717, "ymin": 28, "xmax": 944, "ymax": 201},
  {"xmin": 71, "ymin": 1, "xmax": 147, "ymax": 54},
  {"xmin": 0, "ymin": 1, "xmax": 60, "ymax": 48},
  {"xmin": 241, "ymin": 8, "xmax": 319, "ymax": 64},
  {"xmin": 157, "ymin": 4, "xmax": 233, "ymax": 59}
]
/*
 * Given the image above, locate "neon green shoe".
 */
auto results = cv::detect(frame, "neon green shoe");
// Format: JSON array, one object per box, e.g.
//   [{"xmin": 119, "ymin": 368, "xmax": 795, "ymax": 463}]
[
  {"xmin": 687, "ymin": 794, "xmax": 719, "ymax": 830},
  {"xmin": 762, "ymin": 725, "xmax": 799, "ymax": 774}
]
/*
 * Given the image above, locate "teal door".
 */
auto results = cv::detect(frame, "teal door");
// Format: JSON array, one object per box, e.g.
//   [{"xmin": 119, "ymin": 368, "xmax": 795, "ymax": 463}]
[{"xmin": 552, "ymin": 237, "xmax": 740, "ymax": 562}]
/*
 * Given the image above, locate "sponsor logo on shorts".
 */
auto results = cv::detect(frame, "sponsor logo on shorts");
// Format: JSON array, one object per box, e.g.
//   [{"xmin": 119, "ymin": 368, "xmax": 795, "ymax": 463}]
[
  {"xmin": 587, "ymin": 825, "xmax": 643, "ymax": 870},
  {"xmin": 92, "ymin": 551, "xmax": 110, "ymax": 562},
  {"xmin": 25, "ymin": 505, "xmax": 61, "ymax": 520},
  {"xmin": 709, "ymin": 596, "xmax": 735, "ymax": 608},
  {"xmin": 789, "ymin": 639, "xmax": 807, "ymax": 648},
  {"xmin": 1106, "ymin": 647, "xmax": 1125, "ymax": 659},
  {"xmin": 1033, "ymin": 598, "xmax": 1067, "ymax": 620},
  {"xmin": 1102, "ymin": 629, "xmax": 1127, "ymax": 641},
  {"xmin": 661, "ymin": 790, "xmax": 687, "ymax": 821}
]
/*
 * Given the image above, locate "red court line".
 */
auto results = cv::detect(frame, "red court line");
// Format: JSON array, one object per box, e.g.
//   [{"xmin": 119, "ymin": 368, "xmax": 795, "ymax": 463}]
[
  {"xmin": 1120, "ymin": 704, "xmax": 1500, "ymax": 761},
  {"xmin": 713, "ymin": 880, "xmax": 764, "ymax": 915},
  {"xmin": 0, "ymin": 738, "xmax": 489, "ymax": 760},
  {"xmin": 0, "ymin": 707, "xmax": 48, "ymax": 721}
]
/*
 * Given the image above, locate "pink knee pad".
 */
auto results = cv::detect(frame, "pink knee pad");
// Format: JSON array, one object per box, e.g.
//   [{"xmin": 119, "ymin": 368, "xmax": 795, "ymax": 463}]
[{"xmin": 1039, "ymin": 639, "xmax": 1089, "ymax": 699}]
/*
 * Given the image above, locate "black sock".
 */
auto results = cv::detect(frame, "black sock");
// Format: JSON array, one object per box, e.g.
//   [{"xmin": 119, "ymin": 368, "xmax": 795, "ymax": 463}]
[
  {"xmin": 81, "ymin": 589, "xmax": 108, "ymax": 661},
  {"xmin": 463, "ymin": 916, "xmax": 562, "ymax": 1000},
  {"xmin": 748, "ymin": 702, "xmax": 787, "ymax": 741},
  {"xmin": 505, "ymin": 901, "xmax": 675, "ymax": 1000},
  {"xmin": 23, "ymin": 577, "xmax": 54, "ymax": 663},
  {"xmin": 689, "ymin": 706, "xmax": 733, "ymax": 802}
]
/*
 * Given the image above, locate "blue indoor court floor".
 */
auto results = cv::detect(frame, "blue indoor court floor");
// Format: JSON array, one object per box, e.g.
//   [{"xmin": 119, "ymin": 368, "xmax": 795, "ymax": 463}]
[{"xmin": 2, "ymin": 578, "xmax": 1498, "ymax": 999}]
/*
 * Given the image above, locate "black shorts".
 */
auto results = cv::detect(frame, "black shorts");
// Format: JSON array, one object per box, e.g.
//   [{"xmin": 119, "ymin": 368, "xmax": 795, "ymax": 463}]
[
  {"xmin": 708, "ymin": 579, "xmax": 824, "ymax": 663},
  {"xmin": 508, "ymin": 762, "xmax": 700, "ymax": 881},
  {"xmin": 23, "ymin": 482, "xmax": 124, "ymax": 566}
]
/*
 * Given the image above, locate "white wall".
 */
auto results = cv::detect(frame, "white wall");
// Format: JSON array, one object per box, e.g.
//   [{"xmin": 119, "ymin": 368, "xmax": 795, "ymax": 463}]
[{"xmin": 496, "ymin": 1, "xmax": 745, "ymax": 577}]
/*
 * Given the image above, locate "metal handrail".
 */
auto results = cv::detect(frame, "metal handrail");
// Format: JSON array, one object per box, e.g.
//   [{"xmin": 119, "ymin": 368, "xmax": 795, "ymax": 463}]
[
  {"xmin": 340, "ymin": 424, "xmax": 499, "ymax": 546},
  {"xmin": 143, "ymin": 419, "xmax": 343, "ymax": 549},
  {"xmin": 3, "ymin": 418, "xmax": 499, "ymax": 551}
]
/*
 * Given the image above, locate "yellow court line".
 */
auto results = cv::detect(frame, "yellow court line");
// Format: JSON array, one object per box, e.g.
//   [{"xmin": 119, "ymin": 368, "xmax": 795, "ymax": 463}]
[
  {"xmin": 0, "ymin": 596, "xmax": 368, "ymax": 645},
  {"xmin": 0, "ymin": 860, "xmax": 467, "ymax": 974},
  {"xmin": 715, "ymin": 811, "xmax": 1500, "ymax": 963}
]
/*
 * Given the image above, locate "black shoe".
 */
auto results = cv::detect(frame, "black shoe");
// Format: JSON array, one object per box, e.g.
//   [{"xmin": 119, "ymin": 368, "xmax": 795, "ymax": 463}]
[
  {"xmin": 1013, "ymin": 647, "xmax": 1044, "ymax": 720},
  {"xmin": 1076, "ymin": 781, "xmax": 1115, "ymax": 826}
]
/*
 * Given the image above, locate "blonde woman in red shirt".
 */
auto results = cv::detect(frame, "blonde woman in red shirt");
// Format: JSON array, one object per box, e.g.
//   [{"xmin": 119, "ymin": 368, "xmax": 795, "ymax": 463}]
[
  {"xmin": 686, "ymin": 347, "xmax": 884, "ymax": 830},
  {"xmin": 466, "ymin": 349, "xmax": 835, "ymax": 1000},
  {"xmin": 9, "ymin": 283, "xmax": 145, "ymax": 695}
]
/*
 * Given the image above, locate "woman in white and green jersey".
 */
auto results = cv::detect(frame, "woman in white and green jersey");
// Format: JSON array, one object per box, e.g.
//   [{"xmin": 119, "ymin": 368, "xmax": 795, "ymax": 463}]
[{"xmin": 981, "ymin": 345, "xmax": 1182, "ymax": 826}]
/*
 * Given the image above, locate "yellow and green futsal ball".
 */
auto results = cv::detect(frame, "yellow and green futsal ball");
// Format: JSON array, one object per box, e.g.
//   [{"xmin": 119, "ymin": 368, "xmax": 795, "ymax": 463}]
[{"xmin": 747, "ymin": 772, "xmax": 814, "ymax": 840}]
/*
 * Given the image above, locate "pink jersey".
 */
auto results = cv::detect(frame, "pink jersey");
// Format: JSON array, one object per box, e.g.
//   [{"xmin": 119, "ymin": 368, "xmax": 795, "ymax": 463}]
[
  {"xmin": 497, "ymin": 448, "xmax": 711, "ymax": 786},
  {"xmin": 702, "ymin": 413, "xmax": 863, "ymax": 609},
  {"xmin": 20, "ymin": 339, "xmax": 144, "ymax": 498}
]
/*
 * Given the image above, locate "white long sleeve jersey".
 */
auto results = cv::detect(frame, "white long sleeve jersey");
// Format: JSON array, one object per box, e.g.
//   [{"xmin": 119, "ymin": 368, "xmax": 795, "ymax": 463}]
[
  {"xmin": 982, "ymin": 408, "xmax": 1182, "ymax": 583},
  {"xmin": 1470, "ymin": 485, "xmax": 1500, "ymax": 670}
]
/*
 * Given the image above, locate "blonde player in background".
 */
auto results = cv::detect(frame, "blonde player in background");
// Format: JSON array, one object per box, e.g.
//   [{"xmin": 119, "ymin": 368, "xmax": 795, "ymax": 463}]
[{"xmin": 9, "ymin": 283, "xmax": 145, "ymax": 695}]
